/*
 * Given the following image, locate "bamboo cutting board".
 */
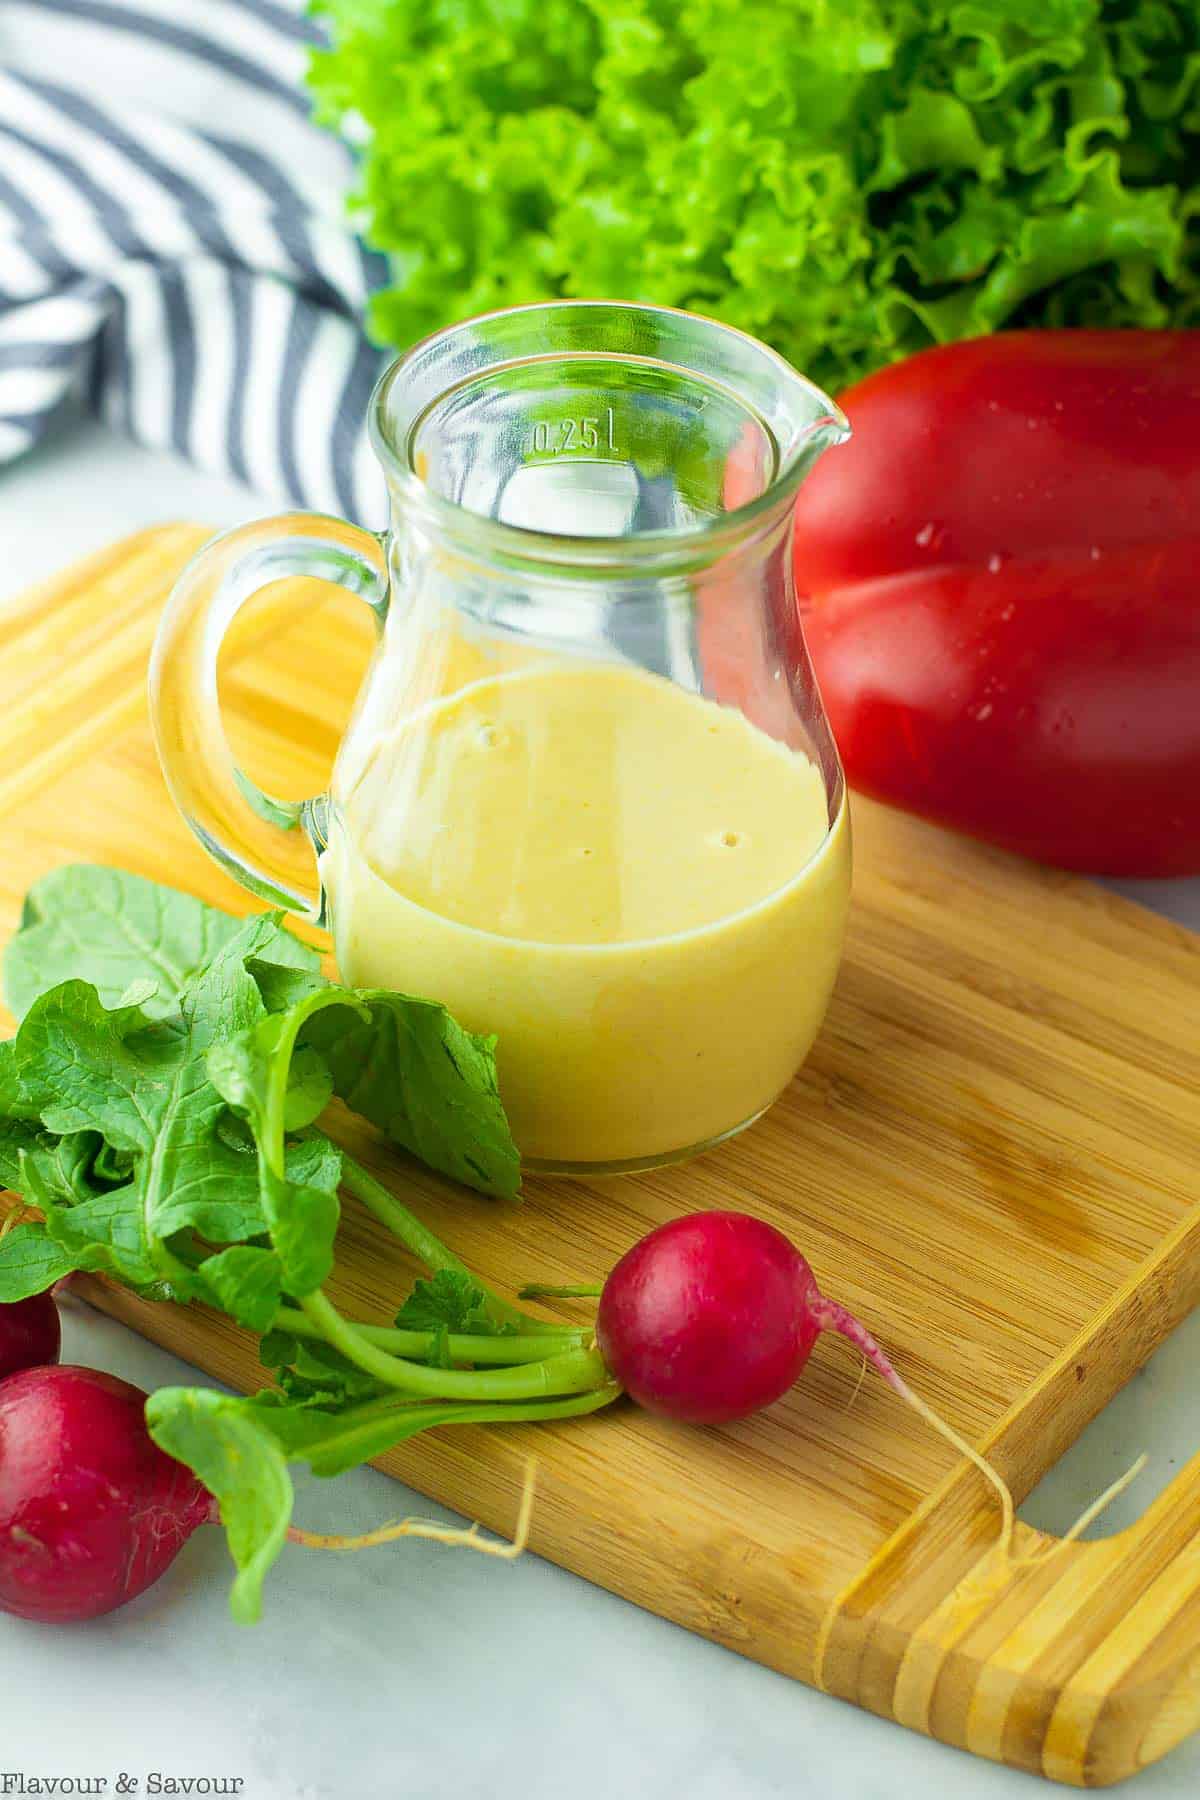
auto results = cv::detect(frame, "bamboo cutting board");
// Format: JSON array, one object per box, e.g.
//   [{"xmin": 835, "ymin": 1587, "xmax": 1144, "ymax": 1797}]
[{"xmin": 2, "ymin": 524, "xmax": 1200, "ymax": 1788}]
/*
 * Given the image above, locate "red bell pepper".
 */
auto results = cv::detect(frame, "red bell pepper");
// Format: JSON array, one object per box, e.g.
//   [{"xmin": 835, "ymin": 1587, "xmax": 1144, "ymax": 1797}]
[{"xmin": 793, "ymin": 331, "xmax": 1200, "ymax": 877}]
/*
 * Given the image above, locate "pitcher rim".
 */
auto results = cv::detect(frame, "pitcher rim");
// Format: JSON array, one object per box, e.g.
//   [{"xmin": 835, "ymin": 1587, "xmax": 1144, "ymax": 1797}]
[{"xmin": 367, "ymin": 299, "xmax": 850, "ymax": 572}]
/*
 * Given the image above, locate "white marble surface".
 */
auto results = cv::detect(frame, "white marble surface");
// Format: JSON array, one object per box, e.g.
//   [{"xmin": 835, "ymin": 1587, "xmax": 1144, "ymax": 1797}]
[{"xmin": 0, "ymin": 418, "xmax": 1197, "ymax": 1799}]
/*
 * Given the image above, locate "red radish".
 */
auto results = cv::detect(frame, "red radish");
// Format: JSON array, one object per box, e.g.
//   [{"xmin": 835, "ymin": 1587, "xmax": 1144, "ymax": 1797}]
[
  {"xmin": 0, "ymin": 1365, "xmax": 213, "ymax": 1622},
  {"xmin": 0, "ymin": 1292, "xmax": 61, "ymax": 1380},
  {"xmin": 596, "ymin": 1211, "xmax": 1012, "ymax": 1536}
]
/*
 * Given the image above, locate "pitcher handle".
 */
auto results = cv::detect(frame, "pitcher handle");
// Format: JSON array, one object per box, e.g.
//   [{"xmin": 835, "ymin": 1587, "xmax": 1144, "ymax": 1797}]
[{"xmin": 149, "ymin": 512, "xmax": 389, "ymax": 921}]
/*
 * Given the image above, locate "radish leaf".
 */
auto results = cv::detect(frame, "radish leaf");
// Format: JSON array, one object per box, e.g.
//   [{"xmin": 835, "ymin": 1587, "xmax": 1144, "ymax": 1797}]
[
  {"xmin": 189, "ymin": 1246, "xmax": 284, "ymax": 1334},
  {"xmin": 394, "ymin": 1270, "xmax": 509, "ymax": 1337},
  {"xmin": 18, "ymin": 1153, "xmax": 162, "ymax": 1292},
  {"xmin": 0, "ymin": 1223, "xmax": 76, "ymax": 1300},
  {"xmin": 146, "ymin": 1388, "xmax": 294, "ymax": 1627},
  {"xmin": 4, "ymin": 865, "xmax": 318, "ymax": 1020},
  {"xmin": 0, "ymin": 869, "xmax": 611, "ymax": 1623},
  {"xmin": 311, "ymin": 991, "xmax": 519, "ymax": 1200},
  {"xmin": 248, "ymin": 959, "xmax": 520, "ymax": 1199},
  {"xmin": 3, "ymin": 923, "xmax": 347, "ymax": 1292},
  {"xmin": 259, "ymin": 1331, "xmax": 383, "ymax": 1404}
]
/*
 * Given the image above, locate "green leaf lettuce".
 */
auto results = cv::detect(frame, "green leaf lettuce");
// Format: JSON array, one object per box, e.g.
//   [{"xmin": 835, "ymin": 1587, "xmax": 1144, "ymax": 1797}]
[{"xmin": 309, "ymin": 0, "xmax": 1200, "ymax": 390}]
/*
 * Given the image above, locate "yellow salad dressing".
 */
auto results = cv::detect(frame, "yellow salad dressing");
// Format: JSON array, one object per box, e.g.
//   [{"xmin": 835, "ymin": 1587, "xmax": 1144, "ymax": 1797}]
[{"xmin": 321, "ymin": 663, "xmax": 850, "ymax": 1169}]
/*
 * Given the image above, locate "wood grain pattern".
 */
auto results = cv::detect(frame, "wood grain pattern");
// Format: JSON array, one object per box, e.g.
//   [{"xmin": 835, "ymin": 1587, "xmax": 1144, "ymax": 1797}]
[{"xmin": 2, "ymin": 526, "xmax": 1198, "ymax": 1787}]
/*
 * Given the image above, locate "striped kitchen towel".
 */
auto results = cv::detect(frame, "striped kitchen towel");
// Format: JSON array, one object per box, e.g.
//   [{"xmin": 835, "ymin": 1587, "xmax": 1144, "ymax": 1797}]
[{"xmin": 0, "ymin": 0, "xmax": 389, "ymax": 526}]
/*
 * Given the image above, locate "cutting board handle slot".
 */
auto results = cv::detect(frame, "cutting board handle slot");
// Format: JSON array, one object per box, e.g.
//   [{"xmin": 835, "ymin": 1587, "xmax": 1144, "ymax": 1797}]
[{"xmin": 820, "ymin": 1441, "xmax": 1200, "ymax": 1785}]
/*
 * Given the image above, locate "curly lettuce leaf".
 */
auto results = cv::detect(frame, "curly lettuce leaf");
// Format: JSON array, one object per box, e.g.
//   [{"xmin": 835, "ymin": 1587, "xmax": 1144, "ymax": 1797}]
[{"xmin": 310, "ymin": 0, "xmax": 1200, "ymax": 389}]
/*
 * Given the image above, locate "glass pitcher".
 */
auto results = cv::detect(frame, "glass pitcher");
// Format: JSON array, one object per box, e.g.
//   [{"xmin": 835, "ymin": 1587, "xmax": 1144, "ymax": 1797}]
[{"xmin": 151, "ymin": 301, "xmax": 852, "ymax": 1176}]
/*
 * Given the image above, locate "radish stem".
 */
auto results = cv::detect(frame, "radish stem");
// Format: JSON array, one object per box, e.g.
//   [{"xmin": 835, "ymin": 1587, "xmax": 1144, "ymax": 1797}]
[
  {"xmin": 272, "ymin": 1302, "xmax": 587, "ymax": 1364},
  {"xmin": 335, "ymin": 1152, "xmax": 481, "ymax": 1284},
  {"xmin": 298, "ymin": 1288, "xmax": 609, "ymax": 1401},
  {"xmin": 518, "ymin": 1283, "xmax": 604, "ymax": 1300},
  {"xmin": 335, "ymin": 1151, "xmax": 551, "ymax": 1334}
]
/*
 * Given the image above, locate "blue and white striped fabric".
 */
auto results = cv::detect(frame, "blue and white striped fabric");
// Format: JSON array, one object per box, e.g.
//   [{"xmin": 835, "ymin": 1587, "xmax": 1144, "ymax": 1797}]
[{"xmin": 0, "ymin": 0, "xmax": 389, "ymax": 525}]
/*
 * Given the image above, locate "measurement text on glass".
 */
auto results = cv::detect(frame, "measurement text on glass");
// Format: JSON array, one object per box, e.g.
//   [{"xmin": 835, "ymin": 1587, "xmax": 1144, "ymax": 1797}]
[{"xmin": 529, "ymin": 410, "xmax": 619, "ymax": 457}]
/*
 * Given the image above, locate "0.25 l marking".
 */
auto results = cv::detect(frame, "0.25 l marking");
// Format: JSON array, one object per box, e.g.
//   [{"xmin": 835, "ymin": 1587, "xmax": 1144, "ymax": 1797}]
[{"xmin": 529, "ymin": 408, "xmax": 618, "ymax": 456}]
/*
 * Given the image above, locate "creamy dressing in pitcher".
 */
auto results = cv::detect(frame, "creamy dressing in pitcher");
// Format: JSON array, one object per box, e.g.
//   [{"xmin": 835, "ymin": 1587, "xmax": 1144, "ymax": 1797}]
[{"xmin": 321, "ymin": 662, "xmax": 850, "ymax": 1168}]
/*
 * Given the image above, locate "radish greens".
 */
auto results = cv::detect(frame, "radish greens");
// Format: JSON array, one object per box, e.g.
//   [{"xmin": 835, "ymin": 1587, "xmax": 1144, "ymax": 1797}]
[{"xmin": 0, "ymin": 866, "xmax": 618, "ymax": 1621}]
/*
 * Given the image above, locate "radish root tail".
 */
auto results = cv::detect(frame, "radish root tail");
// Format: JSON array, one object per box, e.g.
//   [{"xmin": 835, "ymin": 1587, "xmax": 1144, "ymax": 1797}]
[
  {"xmin": 889, "ymin": 1370, "xmax": 1015, "ymax": 1558},
  {"xmin": 813, "ymin": 1297, "xmax": 1015, "ymax": 1557},
  {"xmin": 1016, "ymin": 1453, "xmax": 1148, "ymax": 1573},
  {"xmin": 287, "ymin": 1457, "xmax": 537, "ymax": 1561},
  {"xmin": 840, "ymin": 1355, "xmax": 869, "ymax": 1417},
  {"xmin": 811, "ymin": 1296, "xmax": 1149, "ymax": 1693}
]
